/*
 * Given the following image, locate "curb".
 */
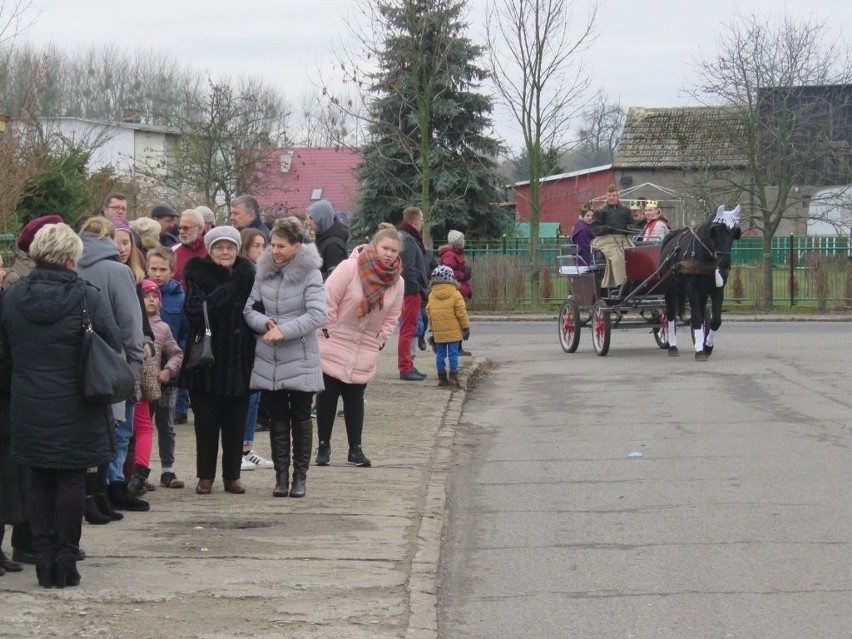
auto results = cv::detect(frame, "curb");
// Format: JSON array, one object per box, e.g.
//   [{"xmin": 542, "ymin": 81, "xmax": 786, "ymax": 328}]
[
  {"xmin": 470, "ymin": 314, "xmax": 852, "ymax": 322},
  {"xmin": 406, "ymin": 357, "xmax": 486, "ymax": 639}
]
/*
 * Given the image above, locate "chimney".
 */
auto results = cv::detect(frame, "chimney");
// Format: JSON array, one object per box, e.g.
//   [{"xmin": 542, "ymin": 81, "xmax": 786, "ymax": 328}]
[{"xmin": 122, "ymin": 109, "xmax": 142, "ymax": 124}]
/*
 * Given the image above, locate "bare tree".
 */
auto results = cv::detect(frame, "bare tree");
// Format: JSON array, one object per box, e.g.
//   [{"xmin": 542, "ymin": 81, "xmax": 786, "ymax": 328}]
[
  {"xmin": 572, "ymin": 91, "xmax": 624, "ymax": 167},
  {"xmin": 291, "ymin": 89, "xmax": 366, "ymax": 147},
  {"xmin": 688, "ymin": 13, "xmax": 852, "ymax": 308},
  {"xmin": 486, "ymin": 0, "xmax": 598, "ymax": 307}
]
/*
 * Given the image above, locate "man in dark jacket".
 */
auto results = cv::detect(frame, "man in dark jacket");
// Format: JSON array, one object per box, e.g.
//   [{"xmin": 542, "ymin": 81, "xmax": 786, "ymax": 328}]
[
  {"xmin": 307, "ymin": 200, "xmax": 349, "ymax": 281},
  {"xmin": 229, "ymin": 195, "xmax": 270, "ymax": 241},
  {"xmin": 397, "ymin": 206, "xmax": 430, "ymax": 381},
  {"xmin": 591, "ymin": 184, "xmax": 635, "ymax": 294}
]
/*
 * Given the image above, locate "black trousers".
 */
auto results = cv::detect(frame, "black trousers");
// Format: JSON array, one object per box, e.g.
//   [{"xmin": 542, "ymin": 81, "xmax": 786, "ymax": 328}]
[
  {"xmin": 262, "ymin": 389, "xmax": 313, "ymax": 424},
  {"xmin": 190, "ymin": 390, "xmax": 249, "ymax": 482},
  {"xmin": 316, "ymin": 374, "xmax": 366, "ymax": 448},
  {"xmin": 28, "ymin": 467, "xmax": 86, "ymax": 563}
]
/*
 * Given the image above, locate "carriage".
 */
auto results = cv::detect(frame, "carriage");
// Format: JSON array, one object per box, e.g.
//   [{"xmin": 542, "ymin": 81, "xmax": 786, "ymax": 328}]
[{"xmin": 557, "ymin": 241, "xmax": 672, "ymax": 356}]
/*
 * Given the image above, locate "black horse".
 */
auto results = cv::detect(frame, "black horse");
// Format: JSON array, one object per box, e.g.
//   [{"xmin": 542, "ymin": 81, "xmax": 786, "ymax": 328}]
[{"xmin": 659, "ymin": 205, "xmax": 742, "ymax": 360}]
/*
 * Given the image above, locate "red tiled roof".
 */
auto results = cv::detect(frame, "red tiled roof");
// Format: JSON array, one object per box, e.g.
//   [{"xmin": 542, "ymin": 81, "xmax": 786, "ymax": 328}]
[{"xmin": 254, "ymin": 147, "xmax": 362, "ymax": 217}]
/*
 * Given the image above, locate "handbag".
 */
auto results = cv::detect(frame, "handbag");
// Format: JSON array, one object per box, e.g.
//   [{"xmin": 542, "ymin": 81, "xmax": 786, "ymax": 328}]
[
  {"xmin": 78, "ymin": 293, "xmax": 136, "ymax": 405},
  {"xmin": 185, "ymin": 300, "xmax": 215, "ymax": 369},
  {"xmin": 139, "ymin": 338, "xmax": 162, "ymax": 402}
]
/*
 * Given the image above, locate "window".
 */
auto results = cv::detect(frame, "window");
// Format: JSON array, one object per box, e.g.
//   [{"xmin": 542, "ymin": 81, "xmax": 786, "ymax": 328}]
[{"xmin": 310, "ymin": 188, "xmax": 323, "ymax": 201}]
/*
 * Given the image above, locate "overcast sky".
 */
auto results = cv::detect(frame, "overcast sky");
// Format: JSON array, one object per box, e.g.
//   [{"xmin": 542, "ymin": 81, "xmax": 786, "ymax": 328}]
[{"xmin": 20, "ymin": 0, "xmax": 852, "ymax": 152}]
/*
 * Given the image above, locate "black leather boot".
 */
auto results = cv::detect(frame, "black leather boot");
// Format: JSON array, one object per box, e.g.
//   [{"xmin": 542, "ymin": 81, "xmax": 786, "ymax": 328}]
[
  {"xmin": 94, "ymin": 484, "xmax": 123, "ymax": 521},
  {"xmin": 270, "ymin": 420, "xmax": 291, "ymax": 498},
  {"xmin": 108, "ymin": 482, "xmax": 150, "ymax": 512},
  {"xmin": 127, "ymin": 464, "xmax": 151, "ymax": 498},
  {"xmin": 289, "ymin": 419, "xmax": 313, "ymax": 498},
  {"xmin": 84, "ymin": 473, "xmax": 110, "ymax": 525},
  {"xmin": 54, "ymin": 558, "xmax": 81, "ymax": 588},
  {"xmin": 437, "ymin": 371, "xmax": 449, "ymax": 387}
]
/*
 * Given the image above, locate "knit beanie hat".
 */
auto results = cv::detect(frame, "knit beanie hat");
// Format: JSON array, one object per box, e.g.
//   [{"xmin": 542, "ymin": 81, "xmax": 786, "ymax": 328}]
[
  {"xmin": 431, "ymin": 265, "xmax": 457, "ymax": 285},
  {"xmin": 204, "ymin": 225, "xmax": 242, "ymax": 253},
  {"xmin": 17, "ymin": 215, "xmax": 64, "ymax": 252},
  {"xmin": 448, "ymin": 230, "xmax": 465, "ymax": 249},
  {"xmin": 141, "ymin": 279, "xmax": 162, "ymax": 300},
  {"xmin": 195, "ymin": 205, "xmax": 216, "ymax": 226},
  {"xmin": 306, "ymin": 200, "xmax": 336, "ymax": 234}
]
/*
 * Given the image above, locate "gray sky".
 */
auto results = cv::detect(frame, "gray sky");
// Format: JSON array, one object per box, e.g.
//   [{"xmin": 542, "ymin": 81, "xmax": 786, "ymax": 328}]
[{"xmin": 22, "ymin": 0, "xmax": 852, "ymax": 151}]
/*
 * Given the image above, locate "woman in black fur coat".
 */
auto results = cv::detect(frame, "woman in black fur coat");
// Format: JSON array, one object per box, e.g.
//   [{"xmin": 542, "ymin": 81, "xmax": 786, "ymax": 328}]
[{"xmin": 180, "ymin": 227, "xmax": 256, "ymax": 495}]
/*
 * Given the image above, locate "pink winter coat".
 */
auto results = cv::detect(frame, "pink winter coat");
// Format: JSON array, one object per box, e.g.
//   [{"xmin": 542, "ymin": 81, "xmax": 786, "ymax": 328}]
[{"xmin": 318, "ymin": 246, "xmax": 405, "ymax": 384}]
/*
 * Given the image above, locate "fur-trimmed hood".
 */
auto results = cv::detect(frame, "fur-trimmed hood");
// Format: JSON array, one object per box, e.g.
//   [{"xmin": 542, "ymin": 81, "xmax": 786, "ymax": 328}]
[
  {"xmin": 255, "ymin": 242, "xmax": 322, "ymax": 283},
  {"xmin": 182, "ymin": 254, "xmax": 255, "ymax": 294}
]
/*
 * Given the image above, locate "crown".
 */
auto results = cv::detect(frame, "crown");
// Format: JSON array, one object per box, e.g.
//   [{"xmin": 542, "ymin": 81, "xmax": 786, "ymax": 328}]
[{"xmin": 644, "ymin": 200, "xmax": 658, "ymax": 209}]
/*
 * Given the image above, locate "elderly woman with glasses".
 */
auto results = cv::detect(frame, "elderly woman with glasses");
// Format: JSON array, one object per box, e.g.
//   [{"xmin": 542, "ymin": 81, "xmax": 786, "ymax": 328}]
[
  {"xmin": 1, "ymin": 223, "xmax": 123, "ymax": 588},
  {"xmin": 180, "ymin": 226, "xmax": 256, "ymax": 495}
]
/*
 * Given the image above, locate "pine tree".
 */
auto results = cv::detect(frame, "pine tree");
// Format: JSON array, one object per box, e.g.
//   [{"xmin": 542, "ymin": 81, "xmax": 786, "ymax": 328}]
[{"xmin": 354, "ymin": 0, "xmax": 509, "ymax": 245}]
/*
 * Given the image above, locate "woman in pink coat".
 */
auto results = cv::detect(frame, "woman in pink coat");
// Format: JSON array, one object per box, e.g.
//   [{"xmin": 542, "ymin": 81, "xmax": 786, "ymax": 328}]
[{"xmin": 315, "ymin": 223, "xmax": 404, "ymax": 468}]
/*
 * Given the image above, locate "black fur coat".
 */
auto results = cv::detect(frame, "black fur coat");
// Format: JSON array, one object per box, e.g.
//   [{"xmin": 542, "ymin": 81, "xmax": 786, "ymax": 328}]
[{"xmin": 179, "ymin": 256, "xmax": 256, "ymax": 396}]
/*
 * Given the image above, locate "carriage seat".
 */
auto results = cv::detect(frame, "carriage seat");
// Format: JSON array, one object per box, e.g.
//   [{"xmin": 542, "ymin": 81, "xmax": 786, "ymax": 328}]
[{"xmin": 557, "ymin": 243, "xmax": 594, "ymax": 275}]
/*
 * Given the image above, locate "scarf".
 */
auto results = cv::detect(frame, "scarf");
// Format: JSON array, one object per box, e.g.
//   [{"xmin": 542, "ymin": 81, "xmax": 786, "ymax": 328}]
[
  {"xmin": 400, "ymin": 221, "xmax": 425, "ymax": 252},
  {"xmin": 357, "ymin": 245, "xmax": 401, "ymax": 318}
]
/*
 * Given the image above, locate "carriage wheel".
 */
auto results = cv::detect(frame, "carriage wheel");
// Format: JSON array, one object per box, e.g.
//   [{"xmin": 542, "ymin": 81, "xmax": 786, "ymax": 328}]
[
  {"xmin": 558, "ymin": 299, "xmax": 581, "ymax": 353},
  {"xmin": 591, "ymin": 301, "xmax": 611, "ymax": 356},
  {"xmin": 653, "ymin": 313, "xmax": 670, "ymax": 349}
]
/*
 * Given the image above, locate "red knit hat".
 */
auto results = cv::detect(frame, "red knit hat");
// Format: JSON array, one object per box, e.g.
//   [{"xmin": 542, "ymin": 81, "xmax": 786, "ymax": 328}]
[
  {"xmin": 141, "ymin": 279, "xmax": 162, "ymax": 300},
  {"xmin": 17, "ymin": 215, "xmax": 64, "ymax": 253}
]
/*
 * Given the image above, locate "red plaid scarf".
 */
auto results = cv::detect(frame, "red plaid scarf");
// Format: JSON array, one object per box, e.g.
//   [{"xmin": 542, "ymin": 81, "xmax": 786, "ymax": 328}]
[{"xmin": 357, "ymin": 245, "xmax": 401, "ymax": 318}]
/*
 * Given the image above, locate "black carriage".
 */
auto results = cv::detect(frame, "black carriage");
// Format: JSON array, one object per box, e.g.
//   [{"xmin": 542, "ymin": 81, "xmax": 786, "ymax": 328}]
[{"xmin": 557, "ymin": 242, "xmax": 671, "ymax": 356}]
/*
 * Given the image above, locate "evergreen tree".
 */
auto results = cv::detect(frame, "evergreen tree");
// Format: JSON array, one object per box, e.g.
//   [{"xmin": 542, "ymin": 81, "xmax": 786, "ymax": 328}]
[{"xmin": 353, "ymin": 0, "xmax": 509, "ymax": 245}]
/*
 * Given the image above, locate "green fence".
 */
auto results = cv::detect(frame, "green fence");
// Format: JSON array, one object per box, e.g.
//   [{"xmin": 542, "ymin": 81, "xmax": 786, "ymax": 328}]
[{"xmin": 456, "ymin": 236, "xmax": 852, "ymax": 311}]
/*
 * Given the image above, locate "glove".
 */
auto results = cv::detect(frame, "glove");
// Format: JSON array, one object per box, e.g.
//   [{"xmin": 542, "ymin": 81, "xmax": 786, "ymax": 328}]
[{"xmin": 462, "ymin": 328, "xmax": 470, "ymax": 341}]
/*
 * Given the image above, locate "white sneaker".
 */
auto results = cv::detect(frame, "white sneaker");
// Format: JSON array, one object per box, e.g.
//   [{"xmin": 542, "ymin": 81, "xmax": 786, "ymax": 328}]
[{"xmin": 243, "ymin": 451, "xmax": 274, "ymax": 470}]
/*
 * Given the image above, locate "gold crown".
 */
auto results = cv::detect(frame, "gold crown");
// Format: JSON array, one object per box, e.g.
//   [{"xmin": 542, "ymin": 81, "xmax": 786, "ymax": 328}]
[{"xmin": 644, "ymin": 200, "xmax": 658, "ymax": 209}]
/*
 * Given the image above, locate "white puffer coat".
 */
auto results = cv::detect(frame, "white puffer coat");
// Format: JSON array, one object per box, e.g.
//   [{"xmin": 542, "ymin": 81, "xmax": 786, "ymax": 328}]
[{"xmin": 243, "ymin": 243, "xmax": 327, "ymax": 393}]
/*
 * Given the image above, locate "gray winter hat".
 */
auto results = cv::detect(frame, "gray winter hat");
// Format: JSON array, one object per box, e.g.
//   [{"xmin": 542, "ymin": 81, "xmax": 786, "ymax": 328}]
[
  {"xmin": 307, "ymin": 200, "xmax": 336, "ymax": 234},
  {"xmin": 204, "ymin": 225, "xmax": 242, "ymax": 253}
]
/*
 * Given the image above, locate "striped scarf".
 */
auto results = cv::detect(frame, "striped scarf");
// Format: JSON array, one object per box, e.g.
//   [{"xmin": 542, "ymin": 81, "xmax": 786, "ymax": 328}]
[{"xmin": 357, "ymin": 245, "xmax": 401, "ymax": 318}]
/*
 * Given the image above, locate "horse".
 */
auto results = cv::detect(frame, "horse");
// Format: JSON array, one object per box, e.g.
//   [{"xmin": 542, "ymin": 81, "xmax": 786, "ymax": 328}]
[{"xmin": 659, "ymin": 205, "xmax": 742, "ymax": 360}]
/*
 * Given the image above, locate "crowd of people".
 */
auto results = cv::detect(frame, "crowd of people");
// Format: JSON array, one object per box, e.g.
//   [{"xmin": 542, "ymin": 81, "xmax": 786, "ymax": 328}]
[{"xmin": 0, "ymin": 193, "xmax": 476, "ymax": 589}]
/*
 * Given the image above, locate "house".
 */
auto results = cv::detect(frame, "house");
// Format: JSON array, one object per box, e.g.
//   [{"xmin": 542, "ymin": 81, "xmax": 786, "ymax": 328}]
[
  {"xmin": 37, "ymin": 115, "xmax": 180, "ymax": 179},
  {"xmin": 512, "ymin": 164, "xmax": 615, "ymax": 233},
  {"xmin": 254, "ymin": 147, "xmax": 362, "ymax": 222}
]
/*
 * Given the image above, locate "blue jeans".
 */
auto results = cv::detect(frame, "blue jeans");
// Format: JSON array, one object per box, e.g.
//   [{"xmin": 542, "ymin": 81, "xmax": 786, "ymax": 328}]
[
  {"xmin": 243, "ymin": 391, "xmax": 260, "ymax": 447},
  {"xmin": 176, "ymin": 387, "xmax": 190, "ymax": 416},
  {"xmin": 435, "ymin": 341, "xmax": 460, "ymax": 374},
  {"xmin": 107, "ymin": 402, "xmax": 136, "ymax": 483}
]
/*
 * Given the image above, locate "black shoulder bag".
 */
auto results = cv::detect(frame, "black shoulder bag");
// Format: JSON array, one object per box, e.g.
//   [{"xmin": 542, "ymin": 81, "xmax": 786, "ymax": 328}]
[
  {"xmin": 78, "ymin": 292, "xmax": 136, "ymax": 404},
  {"xmin": 185, "ymin": 300, "xmax": 215, "ymax": 369}
]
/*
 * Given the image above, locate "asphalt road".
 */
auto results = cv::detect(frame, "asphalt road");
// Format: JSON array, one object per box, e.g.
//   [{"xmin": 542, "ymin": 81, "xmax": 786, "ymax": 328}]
[{"xmin": 439, "ymin": 321, "xmax": 852, "ymax": 639}]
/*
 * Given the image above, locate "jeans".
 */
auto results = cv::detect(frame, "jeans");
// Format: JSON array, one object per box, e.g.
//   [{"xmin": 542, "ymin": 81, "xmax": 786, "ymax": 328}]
[
  {"xmin": 154, "ymin": 388, "xmax": 177, "ymax": 470},
  {"xmin": 107, "ymin": 402, "xmax": 136, "ymax": 483},
  {"xmin": 243, "ymin": 391, "xmax": 260, "ymax": 447},
  {"xmin": 435, "ymin": 341, "xmax": 460, "ymax": 373}
]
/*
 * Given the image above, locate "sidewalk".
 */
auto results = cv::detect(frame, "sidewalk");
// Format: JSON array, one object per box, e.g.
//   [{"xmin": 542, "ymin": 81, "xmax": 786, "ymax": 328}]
[{"xmin": 0, "ymin": 342, "xmax": 480, "ymax": 639}]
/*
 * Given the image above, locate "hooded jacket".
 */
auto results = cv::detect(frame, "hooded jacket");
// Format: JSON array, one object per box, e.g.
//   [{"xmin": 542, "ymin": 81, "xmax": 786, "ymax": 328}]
[
  {"xmin": 0, "ymin": 267, "xmax": 122, "ymax": 468},
  {"xmin": 315, "ymin": 220, "xmax": 350, "ymax": 281},
  {"xmin": 318, "ymin": 245, "xmax": 404, "ymax": 384},
  {"xmin": 243, "ymin": 243, "xmax": 327, "ymax": 393},
  {"xmin": 179, "ymin": 255, "xmax": 256, "ymax": 396},
  {"xmin": 437, "ymin": 245, "xmax": 472, "ymax": 300},
  {"xmin": 76, "ymin": 232, "xmax": 145, "ymax": 369},
  {"xmin": 426, "ymin": 281, "xmax": 470, "ymax": 344}
]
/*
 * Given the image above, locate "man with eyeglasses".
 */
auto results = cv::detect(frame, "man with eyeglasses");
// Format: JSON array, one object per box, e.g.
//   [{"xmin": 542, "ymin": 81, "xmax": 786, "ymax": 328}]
[
  {"xmin": 101, "ymin": 193, "xmax": 129, "ymax": 222},
  {"xmin": 172, "ymin": 209, "xmax": 208, "ymax": 288}
]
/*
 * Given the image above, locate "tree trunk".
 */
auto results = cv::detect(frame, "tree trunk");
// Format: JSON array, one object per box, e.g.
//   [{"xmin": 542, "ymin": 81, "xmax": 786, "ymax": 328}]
[{"xmin": 761, "ymin": 237, "xmax": 774, "ymax": 309}]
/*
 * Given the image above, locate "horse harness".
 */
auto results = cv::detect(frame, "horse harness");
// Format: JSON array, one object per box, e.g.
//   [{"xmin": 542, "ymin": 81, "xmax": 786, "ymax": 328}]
[{"xmin": 669, "ymin": 224, "xmax": 722, "ymax": 277}]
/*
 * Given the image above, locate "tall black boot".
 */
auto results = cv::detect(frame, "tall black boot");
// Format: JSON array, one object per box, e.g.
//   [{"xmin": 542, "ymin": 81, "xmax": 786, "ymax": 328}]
[
  {"xmin": 94, "ymin": 483, "xmax": 123, "ymax": 521},
  {"xmin": 270, "ymin": 420, "xmax": 291, "ymax": 498},
  {"xmin": 127, "ymin": 464, "xmax": 151, "ymax": 498},
  {"xmin": 108, "ymin": 482, "xmax": 150, "ymax": 512},
  {"xmin": 289, "ymin": 419, "xmax": 313, "ymax": 498},
  {"xmin": 84, "ymin": 473, "xmax": 110, "ymax": 525}
]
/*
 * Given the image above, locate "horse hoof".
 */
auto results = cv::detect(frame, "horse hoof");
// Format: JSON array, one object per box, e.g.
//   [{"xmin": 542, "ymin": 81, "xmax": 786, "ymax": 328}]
[
  {"xmin": 695, "ymin": 351, "xmax": 708, "ymax": 361},
  {"xmin": 668, "ymin": 347, "xmax": 679, "ymax": 357},
  {"xmin": 704, "ymin": 345, "xmax": 714, "ymax": 357}
]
